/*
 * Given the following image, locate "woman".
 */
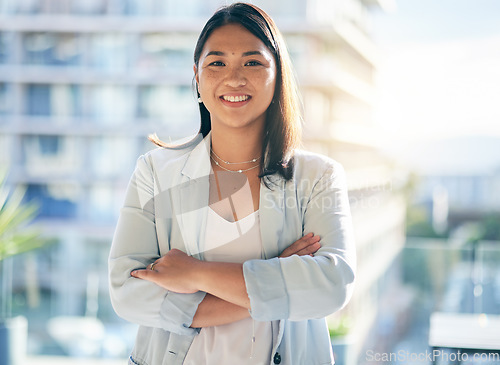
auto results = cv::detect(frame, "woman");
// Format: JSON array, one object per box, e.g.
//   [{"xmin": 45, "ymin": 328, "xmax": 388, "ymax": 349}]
[{"xmin": 109, "ymin": 3, "xmax": 355, "ymax": 365}]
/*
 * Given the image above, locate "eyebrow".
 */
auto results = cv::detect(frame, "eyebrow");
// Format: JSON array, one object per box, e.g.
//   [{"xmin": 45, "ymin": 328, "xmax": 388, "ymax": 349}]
[{"xmin": 205, "ymin": 50, "xmax": 264, "ymax": 57}]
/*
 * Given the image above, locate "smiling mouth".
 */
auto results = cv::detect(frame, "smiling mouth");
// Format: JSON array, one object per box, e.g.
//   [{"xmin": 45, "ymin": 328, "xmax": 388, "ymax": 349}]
[{"xmin": 220, "ymin": 95, "xmax": 251, "ymax": 103}]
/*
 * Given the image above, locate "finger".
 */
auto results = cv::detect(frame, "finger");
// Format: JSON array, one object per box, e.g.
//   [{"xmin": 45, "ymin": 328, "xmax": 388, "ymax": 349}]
[
  {"xmin": 150, "ymin": 261, "xmax": 160, "ymax": 271},
  {"xmin": 290, "ymin": 234, "xmax": 320, "ymax": 254},
  {"xmin": 280, "ymin": 234, "xmax": 319, "ymax": 258},
  {"xmin": 296, "ymin": 241, "xmax": 321, "ymax": 256},
  {"xmin": 305, "ymin": 234, "xmax": 321, "ymax": 244},
  {"xmin": 131, "ymin": 268, "xmax": 158, "ymax": 281}
]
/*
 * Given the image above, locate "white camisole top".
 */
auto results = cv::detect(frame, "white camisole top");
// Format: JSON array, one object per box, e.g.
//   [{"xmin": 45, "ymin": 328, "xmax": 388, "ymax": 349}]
[{"xmin": 183, "ymin": 207, "xmax": 274, "ymax": 365}]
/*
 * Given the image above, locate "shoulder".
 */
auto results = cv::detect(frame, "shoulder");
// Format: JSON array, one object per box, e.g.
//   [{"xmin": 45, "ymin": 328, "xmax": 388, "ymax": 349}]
[
  {"xmin": 290, "ymin": 150, "xmax": 348, "ymax": 200},
  {"xmin": 293, "ymin": 149, "xmax": 346, "ymax": 181},
  {"xmin": 139, "ymin": 134, "xmax": 202, "ymax": 171}
]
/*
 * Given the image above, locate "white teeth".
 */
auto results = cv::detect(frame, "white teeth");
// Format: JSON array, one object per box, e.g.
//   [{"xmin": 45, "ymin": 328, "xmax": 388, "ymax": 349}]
[{"xmin": 222, "ymin": 95, "xmax": 249, "ymax": 102}]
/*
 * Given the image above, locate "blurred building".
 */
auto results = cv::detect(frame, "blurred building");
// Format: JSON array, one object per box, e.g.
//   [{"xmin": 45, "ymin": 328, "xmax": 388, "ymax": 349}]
[
  {"xmin": 398, "ymin": 135, "xmax": 500, "ymax": 233},
  {"xmin": 416, "ymin": 171, "xmax": 500, "ymax": 230},
  {"xmin": 0, "ymin": 0, "xmax": 405, "ymax": 362},
  {"xmin": 282, "ymin": 0, "xmax": 407, "ymax": 363}
]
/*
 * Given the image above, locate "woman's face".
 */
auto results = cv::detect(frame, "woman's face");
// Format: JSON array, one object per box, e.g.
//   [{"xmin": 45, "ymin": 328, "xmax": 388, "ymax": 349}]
[{"xmin": 195, "ymin": 23, "xmax": 277, "ymax": 134}]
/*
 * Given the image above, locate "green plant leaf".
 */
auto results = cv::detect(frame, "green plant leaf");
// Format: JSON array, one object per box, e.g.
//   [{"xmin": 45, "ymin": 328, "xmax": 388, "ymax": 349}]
[{"xmin": 0, "ymin": 168, "xmax": 44, "ymax": 261}]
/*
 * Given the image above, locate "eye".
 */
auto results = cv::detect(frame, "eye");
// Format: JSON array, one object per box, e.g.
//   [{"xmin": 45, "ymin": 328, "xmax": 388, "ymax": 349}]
[
  {"xmin": 245, "ymin": 60, "xmax": 262, "ymax": 66},
  {"xmin": 209, "ymin": 61, "xmax": 225, "ymax": 66}
]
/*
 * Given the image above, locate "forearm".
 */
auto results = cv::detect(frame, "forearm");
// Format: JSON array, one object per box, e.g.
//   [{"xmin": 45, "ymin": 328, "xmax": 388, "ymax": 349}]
[
  {"xmin": 129, "ymin": 234, "xmax": 322, "ymax": 324},
  {"xmin": 130, "ymin": 249, "xmax": 251, "ymax": 310},
  {"xmin": 190, "ymin": 293, "xmax": 250, "ymax": 328},
  {"xmin": 191, "ymin": 234, "xmax": 322, "ymax": 310},
  {"xmin": 195, "ymin": 261, "xmax": 251, "ymax": 309}
]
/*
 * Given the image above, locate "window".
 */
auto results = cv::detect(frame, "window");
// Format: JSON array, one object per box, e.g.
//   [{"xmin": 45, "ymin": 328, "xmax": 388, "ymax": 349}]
[
  {"xmin": 51, "ymin": 84, "xmax": 82, "ymax": 117},
  {"xmin": 137, "ymin": 85, "xmax": 198, "ymax": 134},
  {"xmin": 160, "ymin": 0, "xmax": 204, "ymax": 18},
  {"xmin": 89, "ymin": 136, "xmax": 137, "ymax": 177},
  {"xmin": 137, "ymin": 85, "xmax": 171, "ymax": 120},
  {"xmin": 89, "ymin": 85, "xmax": 134, "ymax": 123},
  {"xmin": 2, "ymin": 0, "xmax": 39, "ymax": 14},
  {"xmin": 38, "ymin": 135, "xmax": 59, "ymax": 155},
  {"xmin": 121, "ymin": 0, "xmax": 156, "ymax": 16},
  {"xmin": 0, "ymin": 83, "xmax": 10, "ymax": 115},
  {"xmin": 22, "ymin": 135, "xmax": 83, "ymax": 175},
  {"xmin": 0, "ymin": 135, "xmax": 10, "ymax": 164},
  {"xmin": 23, "ymin": 32, "xmax": 82, "ymax": 66},
  {"xmin": 26, "ymin": 84, "xmax": 51, "ymax": 116},
  {"xmin": 25, "ymin": 183, "xmax": 79, "ymax": 219},
  {"xmin": 38, "ymin": 0, "xmax": 72, "ymax": 14},
  {"xmin": 89, "ymin": 33, "xmax": 130, "ymax": 71},
  {"xmin": 71, "ymin": 0, "xmax": 105, "ymax": 15},
  {"xmin": 25, "ymin": 84, "xmax": 81, "ymax": 117},
  {"xmin": 122, "ymin": 0, "xmax": 207, "ymax": 17},
  {"xmin": 0, "ymin": 32, "xmax": 11, "ymax": 63},
  {"xmin": 137, "ymin": 34, "xmax": 194, "ymax": 71}
]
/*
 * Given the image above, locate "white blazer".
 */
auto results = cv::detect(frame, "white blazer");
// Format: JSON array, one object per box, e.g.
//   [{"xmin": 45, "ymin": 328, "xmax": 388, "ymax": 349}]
[{"xmin": 109, "ymin": 133, "xmax": 356, "ymax": 365}]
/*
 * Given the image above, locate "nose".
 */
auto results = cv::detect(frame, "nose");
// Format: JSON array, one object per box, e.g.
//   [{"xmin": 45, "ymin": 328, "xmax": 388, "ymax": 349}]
[{"xmin": 224, "ymin": 66, "xmax": 247, "ymax": 88}]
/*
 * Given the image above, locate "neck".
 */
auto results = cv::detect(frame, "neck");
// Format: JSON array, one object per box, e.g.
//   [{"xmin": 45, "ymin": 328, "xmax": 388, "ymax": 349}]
[{"xmin": 210, "ymin": 127, "xmax": 263, "ymax": 166}]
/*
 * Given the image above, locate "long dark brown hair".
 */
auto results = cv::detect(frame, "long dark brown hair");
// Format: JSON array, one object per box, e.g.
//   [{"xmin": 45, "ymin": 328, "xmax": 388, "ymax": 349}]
[{"xmin": 150, "ymin": 2, "xmax": 302, "ymax": 181}]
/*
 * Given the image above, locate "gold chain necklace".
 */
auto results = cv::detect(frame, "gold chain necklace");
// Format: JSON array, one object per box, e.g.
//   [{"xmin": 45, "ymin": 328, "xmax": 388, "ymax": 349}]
[
  {"xmin": 210, "ymin": 154, "xmax": 260, "ymax": 173},
  {"xmin": 210, "ymin": 148, "xmax": 261, "ymax": 165}
]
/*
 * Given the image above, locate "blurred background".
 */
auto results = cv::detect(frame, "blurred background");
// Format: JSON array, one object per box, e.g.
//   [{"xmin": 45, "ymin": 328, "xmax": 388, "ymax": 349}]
[{"xmin": 0, "ymin": 0, "xmax": 499, "ymax": 364}]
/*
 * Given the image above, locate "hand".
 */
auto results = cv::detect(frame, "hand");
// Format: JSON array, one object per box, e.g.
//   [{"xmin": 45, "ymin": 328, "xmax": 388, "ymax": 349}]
[
  {"xmin": 279, "ymin": 232, "xmax": 321, "ymax": 258},
  {"xmin": 131, "ymin": 249, "xmax": 200, "ymax": 294}
]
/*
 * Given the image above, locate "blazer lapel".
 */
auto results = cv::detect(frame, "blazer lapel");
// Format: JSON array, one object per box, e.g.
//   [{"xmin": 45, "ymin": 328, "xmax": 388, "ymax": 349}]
[
  {"xmin": 259, "ymin": 176, "xmax": 286, "ymax": 259},
  {"xmin": 176, "ymin": 134, "xmax": 212, "ymax": 259}
]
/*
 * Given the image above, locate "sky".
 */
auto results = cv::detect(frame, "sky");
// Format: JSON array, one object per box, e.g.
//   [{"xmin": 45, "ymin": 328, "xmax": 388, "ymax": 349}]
[{"xmin": 370, "ymin": 0, "xmax": 500, "ymax": 172}]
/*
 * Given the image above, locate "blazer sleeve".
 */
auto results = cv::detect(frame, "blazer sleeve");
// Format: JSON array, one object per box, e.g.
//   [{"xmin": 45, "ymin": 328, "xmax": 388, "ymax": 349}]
[
  {"xmin": 108, "ymin": 154, "xmax": 206, "ymax": 335},
  {"xmin": 243, "ymin": 161, "xmax": 356, "ymax": 321}
]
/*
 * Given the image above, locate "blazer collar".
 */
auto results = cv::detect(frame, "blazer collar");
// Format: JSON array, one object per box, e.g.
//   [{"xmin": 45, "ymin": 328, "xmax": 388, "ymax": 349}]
[{"xmin": 181, "ymin": 132, "xmax": 211, "ymax": 180}]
